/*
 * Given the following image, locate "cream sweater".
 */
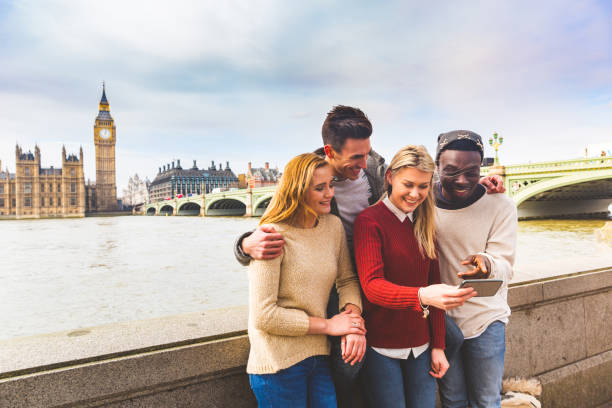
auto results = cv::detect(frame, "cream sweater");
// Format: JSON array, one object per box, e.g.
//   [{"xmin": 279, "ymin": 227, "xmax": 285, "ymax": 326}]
[
  {"xmin": 246, "ymin": 214, "xmax": 363, "ymax": 374},
  {"xmin": 436, "ymin": 193, "xmax": 517, "ymax": 339}
]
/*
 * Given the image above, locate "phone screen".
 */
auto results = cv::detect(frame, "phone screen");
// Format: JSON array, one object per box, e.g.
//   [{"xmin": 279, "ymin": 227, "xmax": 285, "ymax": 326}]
[{"xmin": 458, "ymin": 279, "xmax": 503, "ymax": 297}]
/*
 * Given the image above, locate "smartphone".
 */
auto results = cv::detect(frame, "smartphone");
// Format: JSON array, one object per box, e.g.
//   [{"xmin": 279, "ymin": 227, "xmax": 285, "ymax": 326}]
[{"xmin": 458, "ymin": 279, "xmax": 503, "ymax": 297}]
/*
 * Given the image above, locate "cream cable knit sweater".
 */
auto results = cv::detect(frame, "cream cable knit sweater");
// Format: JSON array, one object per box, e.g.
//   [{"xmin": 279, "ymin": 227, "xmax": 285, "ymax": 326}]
[
  {"xmin": 246, "ymin": 214, "xmax": 363, "ymax": 374},
  {"xmin": 436, "ymin": 192, "xmax": 517, "ymax": 339}
]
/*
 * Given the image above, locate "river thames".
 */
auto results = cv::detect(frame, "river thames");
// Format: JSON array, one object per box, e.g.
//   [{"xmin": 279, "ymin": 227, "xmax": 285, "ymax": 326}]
[{"xmin": 2, "ymin": 215, "xmax": 612, "ymax": 340}]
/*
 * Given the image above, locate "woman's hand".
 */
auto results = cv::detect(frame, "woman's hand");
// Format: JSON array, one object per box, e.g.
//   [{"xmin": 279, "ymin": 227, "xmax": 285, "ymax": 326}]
[
  {"xmin": 326, "ymin": 310, "xmax": 366, "ymax": 336},
  {"xmin": 429, "ymin": 348, "xmax": 449, "ymax": 378},
  {"xmin": 419, "ymin": 284, "xmax": 476, "ymax": 311},
  {"xmin": 341, "ymin": 333, "xmax": 366, "ymax": 366}
]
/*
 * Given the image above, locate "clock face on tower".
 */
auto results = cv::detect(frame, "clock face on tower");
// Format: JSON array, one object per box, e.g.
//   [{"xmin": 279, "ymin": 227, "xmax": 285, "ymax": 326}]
[{"xmin": 99, "ymin": 129, "xmax": 111, "ymax": 139}]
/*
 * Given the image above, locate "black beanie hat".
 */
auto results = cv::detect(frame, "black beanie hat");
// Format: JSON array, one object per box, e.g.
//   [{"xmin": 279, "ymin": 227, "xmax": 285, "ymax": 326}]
[{"xmin": 436, "ymin": 130, "xmax": 484, "ymax": 163}]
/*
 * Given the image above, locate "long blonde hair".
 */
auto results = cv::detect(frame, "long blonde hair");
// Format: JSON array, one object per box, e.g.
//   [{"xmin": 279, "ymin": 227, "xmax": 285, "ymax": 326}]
[
  {"xmin": 383, "ymin": 145, "xmax": 437, "ymax": 259},
  {"xmin": 260, "ymin": 153, "xmax": 329, "ymax": 226}
]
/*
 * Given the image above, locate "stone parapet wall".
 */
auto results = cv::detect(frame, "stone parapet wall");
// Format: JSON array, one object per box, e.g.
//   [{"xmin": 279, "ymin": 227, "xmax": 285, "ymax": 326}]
[
  {"xmin": 505, "ymin": 267, "xmax": 612, "ymax": 407},
  {"xmin": 1, "ymin": 268, "xmax": 610, "ymax": 408}
]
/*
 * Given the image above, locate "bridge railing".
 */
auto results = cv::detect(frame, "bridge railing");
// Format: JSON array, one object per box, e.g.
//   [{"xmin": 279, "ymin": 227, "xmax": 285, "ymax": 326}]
[{"xmin": 482, "ymin": 156, "xmax": 612, "ymax": 175}]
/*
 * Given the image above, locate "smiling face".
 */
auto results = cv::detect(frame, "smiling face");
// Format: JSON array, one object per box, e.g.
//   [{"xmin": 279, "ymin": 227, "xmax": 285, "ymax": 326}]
[
  {"xmin": 305, "ymin": 165, "xmax": 334, "ymax": 216},
  {"xmin": 387, "ymin": 166, "xmax": 432, "ymax": 213},
  {"xmin": 437, "ymin": 150, "xmax": 482, "ymax": 204},
  {"xmin": 325, "ymin": 137, "xmax": 371, "ymax": 180}
]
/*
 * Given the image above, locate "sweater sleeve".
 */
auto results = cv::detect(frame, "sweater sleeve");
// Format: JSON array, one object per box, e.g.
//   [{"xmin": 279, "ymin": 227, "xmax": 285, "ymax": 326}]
[
  {"xmin": 353, "ymin": 214, "xmax": 422, "ymax": 311},
  {"xmin": 428, "ymin": 258, "xmax": 445, "ymax": 349},
  {"xmin": 248, "ymin": 253, "xmax": 310, "ymax": 336},
  {"xmin": 234, "ymin": 230, "xmax": 254, "ymax": 266},
  {"xmin": 335, "ymin": 220, "xmax": 363, "ymax": 313},
  {"xmin": 480, "ymin": 199, "xmax": 517, "ymax": 283}
]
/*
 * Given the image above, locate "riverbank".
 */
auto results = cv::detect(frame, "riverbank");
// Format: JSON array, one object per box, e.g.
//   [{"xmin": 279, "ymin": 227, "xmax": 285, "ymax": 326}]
[{"xmin": 0, "ymin": 210, "xmax": 132, "ymax": 220}]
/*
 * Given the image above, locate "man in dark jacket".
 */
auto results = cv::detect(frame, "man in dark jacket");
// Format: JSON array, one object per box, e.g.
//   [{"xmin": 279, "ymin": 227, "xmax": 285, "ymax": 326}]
[{"xmin": 236, "ymin": 106, "xmax": 378, "ymax": 407}]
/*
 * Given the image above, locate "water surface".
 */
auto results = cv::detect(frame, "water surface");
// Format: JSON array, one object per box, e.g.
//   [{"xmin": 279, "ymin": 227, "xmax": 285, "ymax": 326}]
[{"xmin": 1, "ymin": 216, "xmax": 611, "ymax": 340}]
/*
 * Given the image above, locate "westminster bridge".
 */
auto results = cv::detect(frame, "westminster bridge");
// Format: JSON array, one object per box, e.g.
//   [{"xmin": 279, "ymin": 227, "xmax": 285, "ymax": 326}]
[
  {"xmin": 482, "ymin": 155, "xmax": 612, "ymax": 218},
  {"xmin": 145, "ymin": 156, "xmax": 612, "ymax": 219},
  {"xmin": 144, "ymin": 186, "xmax": 277, "ymax": 217}
]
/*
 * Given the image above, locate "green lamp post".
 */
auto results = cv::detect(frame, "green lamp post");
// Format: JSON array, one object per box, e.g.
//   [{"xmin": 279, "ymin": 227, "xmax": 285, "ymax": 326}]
[{"xmin": 488, "ymin": 132, "xmax": 504, "ymax": 166}]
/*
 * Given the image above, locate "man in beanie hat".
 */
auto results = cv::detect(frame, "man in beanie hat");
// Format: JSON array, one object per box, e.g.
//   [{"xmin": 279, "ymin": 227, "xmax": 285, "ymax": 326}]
[{"xmin": 434, "ymin": 130, "xmax": 517, "ymax": 408}]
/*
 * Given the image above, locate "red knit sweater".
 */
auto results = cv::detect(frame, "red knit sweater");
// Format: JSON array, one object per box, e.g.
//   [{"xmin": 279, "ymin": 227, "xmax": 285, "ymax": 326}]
[{"xmin": 353, "ymin": 201, "xmax": 445, "ymax": 349}]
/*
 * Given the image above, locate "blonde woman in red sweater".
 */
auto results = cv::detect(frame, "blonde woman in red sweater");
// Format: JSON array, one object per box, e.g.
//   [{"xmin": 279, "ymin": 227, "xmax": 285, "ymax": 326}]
[{"xmin": 353, "ymin": 145, "xmax": 475, "ymax": 408}]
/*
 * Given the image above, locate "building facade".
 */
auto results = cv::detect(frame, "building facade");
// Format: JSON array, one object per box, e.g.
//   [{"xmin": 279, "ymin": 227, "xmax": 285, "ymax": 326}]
[
  {"xmin": 122, "ymin": 174, "xmax": 150, "ymax": 207},
  {"xmin": 149, "ymin": 160, "xmax": 238, "ymax": 202},
  {"xmin": 0, "ymin": 145, "xmax": 85, "ymax": 219},
  {"xmin": 247, "ymin": 162, "xmax": 280, "ymax": 188},
  {"xmin": 1, "ymin": 85, "xmax": 118, "ymax": 218},
  {"xmin": 91, "ymin": 84, "xmax": 118, "ymax": 212}
]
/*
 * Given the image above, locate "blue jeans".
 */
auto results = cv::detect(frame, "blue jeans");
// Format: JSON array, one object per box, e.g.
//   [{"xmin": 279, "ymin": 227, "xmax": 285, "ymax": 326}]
[
  {"xmin": 444, "ymin": 314, "xmax": 464, "ymax": 361},
  {"xmin": 327, "ymin": 287, "xmax": 366, "ymax": 408},
  {"xmin": 438, "ymin": 321, "xmax": 506, "ymax": 408},
  {"xmin": 362, "ymin": 346, "xmax": 436, "ymax": 408},
  {"xmin": 249, "ymin": 355, "xmax": 337, "ymax": 408}
]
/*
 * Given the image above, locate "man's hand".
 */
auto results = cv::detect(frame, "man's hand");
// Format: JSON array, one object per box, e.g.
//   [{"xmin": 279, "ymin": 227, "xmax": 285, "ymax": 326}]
[
  {"xmin": 459, "ymin": 254, "xmax": 491, "ymax": 279},
  {"xmin": 341, "ymin": 333, "xmax": 367, "ymax": 366},
  {"xmin": 242, "ymin": 225, "xmax": 284, "ymax": 260},
  {"xmin": 479, "ymin": 175, "xmax": 505, "ymax": 194}
]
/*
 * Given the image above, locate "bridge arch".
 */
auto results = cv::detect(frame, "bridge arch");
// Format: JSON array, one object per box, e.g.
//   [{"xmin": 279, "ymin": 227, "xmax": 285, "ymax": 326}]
[
  {"xmin": 146, "ymin": 207, "xmax": 156, "ymax": 216},
  {"xmin": 159, "ymin": 204, "xmax": 175, "ymax": 216},
  {"xmin": 206, "ymin": 198, "xmax": 247, "ymax": 216},
  {"xmin": 178, "ymin": 202, "xmax": 201, "ymax": 216},
  {"xmin": 513, "ymin": 169, "xmax": 612, "ymax": 206},
  {"xmin": 253, "ymin": 194, "xmax": 274, "ymax": 216}
]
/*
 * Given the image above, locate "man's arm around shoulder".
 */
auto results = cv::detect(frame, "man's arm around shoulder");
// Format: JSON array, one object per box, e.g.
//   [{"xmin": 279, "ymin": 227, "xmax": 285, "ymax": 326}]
[
  {"xmin": 233, "ymin": 225, "xmax": 285, "ymax": 266},
  {"xmin": 480, "ymin": 174, "xmax": 506, "ymax": 194}
]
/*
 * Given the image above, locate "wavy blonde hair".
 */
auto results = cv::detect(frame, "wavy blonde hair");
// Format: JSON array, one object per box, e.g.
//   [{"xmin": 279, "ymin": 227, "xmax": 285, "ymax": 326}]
[
  {"xmin": 383, "ymin": 145, "xmax": 437, "ymax": 259},
  {"xmin": 260, "ymin": 153, "xmax": 330, "ymax": 226}
]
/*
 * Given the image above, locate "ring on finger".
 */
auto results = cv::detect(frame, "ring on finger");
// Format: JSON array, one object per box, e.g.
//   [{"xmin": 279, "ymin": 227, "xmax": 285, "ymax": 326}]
[{"xmin": 351, "ymin": 321, "xmax": 360, "ymax": 327}]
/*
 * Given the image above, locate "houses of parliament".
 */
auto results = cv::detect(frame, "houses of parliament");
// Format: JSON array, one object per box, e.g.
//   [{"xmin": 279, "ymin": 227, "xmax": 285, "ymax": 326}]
[{"xmin": 0, "ymin": 85, "xmax": 118, "ymax": 219}]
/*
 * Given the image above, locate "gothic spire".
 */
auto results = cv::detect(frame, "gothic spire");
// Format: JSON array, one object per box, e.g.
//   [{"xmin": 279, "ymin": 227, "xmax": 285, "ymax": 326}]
[
  {"xmin": 100, "ymin": 81, "xmax": 109, "ymax": 105},
  {"xmin": 97, "ymin": 81, "xmax": 113, "ymax": 120}
]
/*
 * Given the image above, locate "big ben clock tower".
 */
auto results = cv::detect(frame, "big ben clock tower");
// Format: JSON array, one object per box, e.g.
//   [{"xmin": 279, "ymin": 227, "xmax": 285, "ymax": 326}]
[{"xmin": 93, "ymin": 83, "xmax": 118, "ymax": 211}]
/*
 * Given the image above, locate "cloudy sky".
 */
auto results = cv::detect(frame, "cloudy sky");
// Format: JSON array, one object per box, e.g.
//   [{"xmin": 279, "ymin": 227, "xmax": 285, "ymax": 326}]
[{"xmin": 0, "ymin": 0, "xmax": 611, "ymax": 193}]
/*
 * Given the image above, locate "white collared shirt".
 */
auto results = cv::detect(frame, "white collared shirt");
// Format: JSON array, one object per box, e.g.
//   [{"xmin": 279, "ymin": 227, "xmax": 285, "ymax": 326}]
[
  {"xmin": 382, "ymin": 196, "xmax": 413, "ymax": 223},
  {"xmin": 371, "ymin": 197, "xmax": 429, "ymax": 359}
]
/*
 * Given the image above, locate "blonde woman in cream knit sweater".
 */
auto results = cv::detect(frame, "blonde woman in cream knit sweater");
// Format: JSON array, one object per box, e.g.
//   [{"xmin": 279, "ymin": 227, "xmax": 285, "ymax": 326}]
[{"xmin": 247, "ymin": 153, "xmax": 365, "ymax": 408}]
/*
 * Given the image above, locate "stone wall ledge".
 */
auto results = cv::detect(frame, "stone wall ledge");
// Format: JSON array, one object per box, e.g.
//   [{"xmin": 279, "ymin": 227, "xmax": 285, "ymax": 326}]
[
  {"xmin": 539, "ymin": 350, "xmax": 612, "ymax": 408},
  {"xmin": 0, "ymin": 306, "xmax": 248, "ymax": 379},
  {"xmin": 1, "ymin": 268, "xmax": 610, "ymax": 408},
  {"xmin": 508, "ymin": 267, "xmax": 612, "ymax": 309},
  {"xmin": 0, "ymin": 335, "xmax": 252, "ymax": 408}
]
